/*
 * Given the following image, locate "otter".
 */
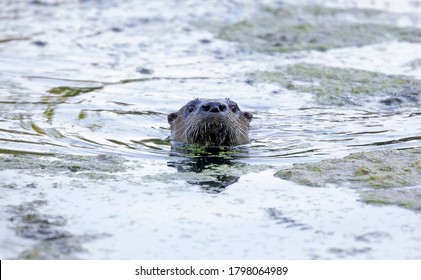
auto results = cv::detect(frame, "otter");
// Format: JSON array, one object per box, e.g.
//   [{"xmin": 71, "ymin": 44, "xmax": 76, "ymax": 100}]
[{"xmin": 167, "ymin": 98, "xmax": 253, "ymax": 146}]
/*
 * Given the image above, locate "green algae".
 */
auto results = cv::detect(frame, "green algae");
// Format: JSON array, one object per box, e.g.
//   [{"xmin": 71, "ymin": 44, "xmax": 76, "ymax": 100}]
[
  {"xmin": 217, "ymin": 5, "xmax": 421, "ymax": 53},
  {"xmin": 170, "ymin": 143, "xmax": 250, "ymax": 159},
  {"xmin": 0, "ymin": 153, "xmax": 127, "ymax": 176},
  {"xmin": 1, "ymin": 157, "xmax": 120, "ymax": 259},
  {"xmin": 40, "ymin": 85, "xmax": 103, "ymax": 124},
  {"xmin": 6, "ymin": 200, "xmax": 95, "ymax": 259},
  {"xmin": 132, "ymin": 138, "xmax": 171, "ymax": 150},
  {"xmin": 47, "ymin": 86, "xmax": 102, "ymax": 98},
  {"xmin": 0, "ymin": 37, "xmax": 31, "ymax": 44},
  {"xmin": 144, "ymin": 162, "xmax": 270, "ymax": 194},
  {"xmin": 18, "ymin": 233, "xmax": 108, "ymax": 260},
  {"xmin": 250, "ymin": 63, "xmax": 421, "ymax": 106},
  {"xmin": 0, "ymin": 149, "xmax": 55, "ymax": 157},
  {"xmin": 276, "ymin": 148, "xmax": 421, "ymax": 188},
  {"xmin": 275, "ymin": 148, "xmax": 421, "ymax": 211},
  {"xmin": 360, "ymin": 188, "xmax": 421, "ymax": 211}
]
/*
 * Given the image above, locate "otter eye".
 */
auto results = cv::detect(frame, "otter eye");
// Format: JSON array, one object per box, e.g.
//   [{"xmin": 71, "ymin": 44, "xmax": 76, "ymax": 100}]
[
  {"xmin": 187, "ymin": 105, "xmax": 195, "ymax": 112},
  {"xmin": 229, "ymin": 105, "xmax": 237, "ymax": 113}
]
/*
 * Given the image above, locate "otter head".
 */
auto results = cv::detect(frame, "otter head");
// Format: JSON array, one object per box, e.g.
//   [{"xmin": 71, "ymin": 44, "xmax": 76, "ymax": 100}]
[{"xmin": 167, "ymin": 98, "xmax": 253, "ymax": 146}]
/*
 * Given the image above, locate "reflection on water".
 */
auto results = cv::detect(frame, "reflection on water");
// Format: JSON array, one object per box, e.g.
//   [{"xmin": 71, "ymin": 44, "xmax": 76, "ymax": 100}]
[
  {"xmin": 1, "ymin": 0, "xmax": 421, "ymax": 259},
  {"xmin": 168, "ymin": 145, "xmax": 249, "ymax": 193}
]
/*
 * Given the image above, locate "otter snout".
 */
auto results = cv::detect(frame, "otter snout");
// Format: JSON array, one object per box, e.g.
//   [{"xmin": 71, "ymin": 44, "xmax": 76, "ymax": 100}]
[{"xmin": 201, "ymin": 101, "xmax": 227, "ymax": 113}]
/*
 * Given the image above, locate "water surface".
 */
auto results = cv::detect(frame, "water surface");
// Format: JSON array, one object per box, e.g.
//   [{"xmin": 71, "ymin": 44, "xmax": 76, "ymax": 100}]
[{"xmin": 1, "ymin": 0, "xmax": 421, "ymax": 259}]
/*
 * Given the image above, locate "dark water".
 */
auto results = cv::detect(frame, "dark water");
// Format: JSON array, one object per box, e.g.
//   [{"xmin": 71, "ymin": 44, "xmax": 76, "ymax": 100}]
[{"xmin": 1, "ymin": 0, "xmax": 421, "ymax": 259}]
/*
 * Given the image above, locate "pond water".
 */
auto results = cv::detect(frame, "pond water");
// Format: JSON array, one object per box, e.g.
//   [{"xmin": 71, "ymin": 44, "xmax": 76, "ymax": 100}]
[{"xmin": 1, "ymin": 0, "xmax": 421, "ymax": 259}]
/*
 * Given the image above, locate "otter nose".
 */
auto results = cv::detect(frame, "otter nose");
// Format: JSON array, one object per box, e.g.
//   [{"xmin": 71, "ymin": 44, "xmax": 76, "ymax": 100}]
[{"xmin": 201, "ymin": 101, "xmax": 227, "ymax": 113}]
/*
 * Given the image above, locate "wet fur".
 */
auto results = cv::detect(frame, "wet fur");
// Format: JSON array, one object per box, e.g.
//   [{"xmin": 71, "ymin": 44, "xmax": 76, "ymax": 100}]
[{"xmin": 168, "ymin": 98, "xmax": 252, "ymax": 146}]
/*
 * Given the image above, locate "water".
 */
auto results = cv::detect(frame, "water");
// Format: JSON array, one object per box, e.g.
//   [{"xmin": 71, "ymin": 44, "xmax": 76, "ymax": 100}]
[{"xmin": 1, "ymin": 0, "xmax": 421, "ymax": 259}]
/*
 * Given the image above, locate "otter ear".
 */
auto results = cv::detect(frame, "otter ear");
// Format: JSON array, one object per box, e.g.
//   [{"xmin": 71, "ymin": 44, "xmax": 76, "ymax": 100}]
[
  {"xmin": 243, "ymin": 112, "xmax": 253, "ymax": 122},
  {"xmin": 167, "ymin": 112, "xmax": 178, "ymax": 125}
]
